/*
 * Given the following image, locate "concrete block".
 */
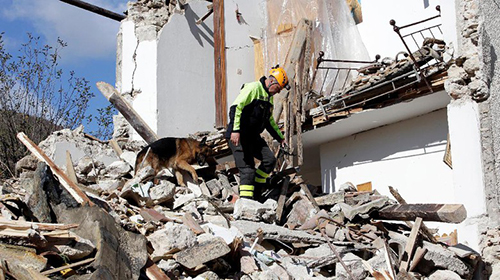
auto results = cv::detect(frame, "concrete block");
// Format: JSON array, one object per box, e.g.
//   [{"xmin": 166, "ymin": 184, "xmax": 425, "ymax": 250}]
[
  {"xmin": 174, "ymin": 237, "xmax": 231, "ymax": 269},
  {"xmin": 232, "ymin": 220, "xmax": 325, "ymax": 244},
  {"xmin": 104, "ymin": 160, "xmax": 132, "ymax": 179},
  {"xmin": 148, "ymin": 223, "xmax": 196, "ymax": 260},
  {"xmin": 335, "ymin": 252, "xmax": 369, "ymax": 280},
  {"xmin": 149, "ymin": 180, "xmax": 176, "ymax": 205},
  {"xmin": 233, "ymin": 198, "xmax": 277, "ymax": 223}
]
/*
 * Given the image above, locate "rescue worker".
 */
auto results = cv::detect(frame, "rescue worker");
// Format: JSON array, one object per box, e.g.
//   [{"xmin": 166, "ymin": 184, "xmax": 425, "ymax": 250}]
[{"xmin": 225, "ymin": 66, "xmax": 290, "ymax": 200}]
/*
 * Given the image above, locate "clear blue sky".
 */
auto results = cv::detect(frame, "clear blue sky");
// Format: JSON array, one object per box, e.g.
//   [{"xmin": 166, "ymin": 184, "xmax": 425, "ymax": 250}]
[{"xmin": 1, "ymin": 0, "xmax": 127, "ymax": 135}]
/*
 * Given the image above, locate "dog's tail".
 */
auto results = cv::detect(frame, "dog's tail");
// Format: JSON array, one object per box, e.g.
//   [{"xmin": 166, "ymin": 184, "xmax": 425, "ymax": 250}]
[{"xmin": 134, "ymin": 147, "xmax": 152, "ymax": 175}]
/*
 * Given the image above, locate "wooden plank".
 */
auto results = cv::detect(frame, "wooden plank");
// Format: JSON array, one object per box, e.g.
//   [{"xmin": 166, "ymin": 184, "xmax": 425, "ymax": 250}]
[
  {"xmin": 383, "ymin": 240, "xmax": 396, "ymax": 280},
  {"xmin": 273, "ymin": 19, "xmax": 312, "ymax": 122},
  {"xmin": 275, "ymin": 176, "xmax": 291, "ymax": 225},
  {"xmin": 182, "ymin": 212, "xmax": 205, "ymax": 235},
  {"xmin": 0, "ymin": 217, "xmax": 78, "ymax": 231},
  {"xmin": 400, "ymin": 217, "xmax": 422, "ymax": 272},
  {"xmin": 195, "ymin": 6, "xmax": 213, "ymax": 25},
  {"xmin": 65, "ymin": 151, "xmax": 78, "ymax": 185},
  {"xmin": 357, "ymin": 181, "xmax": 372, "ymax": 192},
  {"xmin": 109, "ymin": 139, "xmax": 123, "ymax": 156},
  {"xmin": 96, "ymin": 82, "xmax": 159, "ymax": 144},
  {"xmin": 374, "ymin": 203, "xmax": 467, "ymax": 223},
  {"xmin": 409, "ymin": 247, "xmax": 427, "ymax": 272},
  {"xmin": 41, "ymin": 258, "xmax": 95, "ymax": 276},
  {"xmin": 145, "ymin": 257, "xmax": 171, "ymax": 280},
  {"xmin": 300, "ymin": 184, "xmax": 320, "ymax": 212},
  {"xmin": 213, "ymin": 0, "xmax": 227, "ymax": 128},
  {"xmin": 16, "ymin": 132, "xmax": 93, "ymax": 206}
]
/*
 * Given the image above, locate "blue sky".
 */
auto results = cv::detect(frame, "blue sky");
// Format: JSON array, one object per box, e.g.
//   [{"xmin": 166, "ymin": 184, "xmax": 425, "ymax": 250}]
[{"xmin": 0, "ymin": 0, "xmax": 127, "ymax": 135}]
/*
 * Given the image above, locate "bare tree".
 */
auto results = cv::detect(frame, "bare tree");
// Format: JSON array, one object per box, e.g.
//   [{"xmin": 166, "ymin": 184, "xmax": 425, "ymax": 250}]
[{"xmin": 0, "ymin": 33, "xmax": 111, "ymax": 178}]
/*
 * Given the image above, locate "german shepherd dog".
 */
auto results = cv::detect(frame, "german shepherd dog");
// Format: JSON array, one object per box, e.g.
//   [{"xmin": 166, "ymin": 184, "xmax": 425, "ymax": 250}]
[{"xmin": 134, "ymin": 137, "xmax": 212, "ymax": 186}]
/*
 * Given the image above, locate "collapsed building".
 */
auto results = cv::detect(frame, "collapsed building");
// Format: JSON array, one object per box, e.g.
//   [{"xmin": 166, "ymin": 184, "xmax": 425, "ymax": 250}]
[{"xmin": 1, "ymin": 0, "xmax": 500, "ymax": 279}]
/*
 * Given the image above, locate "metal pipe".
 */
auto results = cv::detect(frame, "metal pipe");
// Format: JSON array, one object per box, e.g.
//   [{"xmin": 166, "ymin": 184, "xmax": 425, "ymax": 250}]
[{"xmin": 59, "ymin": 0, "xmax": 125, "ymax": 22}]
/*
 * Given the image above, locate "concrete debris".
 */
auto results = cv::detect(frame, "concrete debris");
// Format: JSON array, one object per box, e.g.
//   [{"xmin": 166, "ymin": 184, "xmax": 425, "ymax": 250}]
[
  {"xmin": 0, "ymin": 126, "xmax": 483, "ymax": 279},
  {"xmin": 174, "ymin": 237, "xmax": 231, "ymax": 269}
]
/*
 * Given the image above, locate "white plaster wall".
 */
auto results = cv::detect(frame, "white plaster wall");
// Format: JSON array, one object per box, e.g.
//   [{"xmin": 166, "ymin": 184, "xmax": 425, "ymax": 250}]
[
  {"xmin": 224, "ymin": 0, "xmax": 267, "ymax": 112},
  {"xmin": 156, "ymin": 1, "xmax": 216, "ymax": 137},
  {"xmin": 356, "ymin": 0, "xmax": 457, "ymax": 59},
  {"xmin": 320, "ymin": 109, "xmax": 452, "ymax": 197},
  {"xmin": 447, "ymin": 98, "xmax": 486, "ymax": 250},
  {"xmin": 319, "ymin": 109, "xmax": 467, "ymax": 237},
  {"xmin": 119, "ymin": 21, "xmax": 136, "ymax": 94},
  {"xmin": 119, "ymin": 21, "xmax": 158, "ymax": 139}
]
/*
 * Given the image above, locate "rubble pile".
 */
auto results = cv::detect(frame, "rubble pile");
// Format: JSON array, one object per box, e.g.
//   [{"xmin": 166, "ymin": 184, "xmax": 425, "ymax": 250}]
[{"xmin": 0, "ymin": 128, "xmax": 484, "ymax": 279}]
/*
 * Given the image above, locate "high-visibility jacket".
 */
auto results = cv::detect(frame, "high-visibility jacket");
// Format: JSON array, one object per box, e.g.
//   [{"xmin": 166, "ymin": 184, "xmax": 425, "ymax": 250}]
[{"xmin": 225, "ymin": 77, "xmax": 284, "ymax": 141}]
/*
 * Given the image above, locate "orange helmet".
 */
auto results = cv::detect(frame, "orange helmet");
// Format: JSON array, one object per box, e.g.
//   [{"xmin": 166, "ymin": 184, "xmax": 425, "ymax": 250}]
[{"xmin": 269, "ymin": 66, "xmax": 290, "ymax": 90}]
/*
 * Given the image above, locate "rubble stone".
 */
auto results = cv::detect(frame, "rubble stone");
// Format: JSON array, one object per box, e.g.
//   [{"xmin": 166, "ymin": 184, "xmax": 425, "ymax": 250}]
[
  {"xmin": 174, "ymin": 237, "xmax": 231, "ymax": 269},
  {"xmin": 233, "ymin": 198, "xmax": 277, "ymax": 223},
  {"xmin": 24, "ymin": 163, "xmax": 54, "ymax": 223},
  {"xmin": 148, "ymin": 222, "xmax": 196, "ymax": 260},
  {"xmin": 336, "ymin": 252, "xmax": 368, "ymax": 279},
  {"xmin": 149, "ymin": 180, "xmax": 176, "ymax": 205},
  {"xmin": 193, "ymin": 271, "xmax": 221, "ymax": 280},
  {"xmin": 54, "ymin": 237, "xmax": 95, "ymax": 261},
  {"xmin": 103, "ymin": 160, "xmax": 132, "ymax": 179}
]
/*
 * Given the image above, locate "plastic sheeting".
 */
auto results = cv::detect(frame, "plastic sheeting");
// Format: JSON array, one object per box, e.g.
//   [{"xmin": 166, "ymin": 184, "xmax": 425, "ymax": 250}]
[{"xmin": 262, "ymin": 0, "xmax": 370, "ymax": 97}]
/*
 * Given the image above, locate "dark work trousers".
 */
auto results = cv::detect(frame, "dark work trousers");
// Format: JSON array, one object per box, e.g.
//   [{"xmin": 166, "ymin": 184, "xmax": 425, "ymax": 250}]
[{"xmin": 228, "ymin": 134, "xmax": 277, "ymax": 187}]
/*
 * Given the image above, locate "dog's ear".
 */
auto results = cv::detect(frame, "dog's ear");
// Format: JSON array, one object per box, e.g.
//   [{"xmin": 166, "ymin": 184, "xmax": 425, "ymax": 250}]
[{"xmin": 200, "ymin": 136, "xmax": 207, "ymax": 146}]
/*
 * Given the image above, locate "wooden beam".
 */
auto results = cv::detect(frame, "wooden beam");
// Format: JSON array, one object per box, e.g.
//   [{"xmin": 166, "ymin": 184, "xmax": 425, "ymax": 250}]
[
  {"xmin": 96, "ymin": 82, "xmax": 159, "ymax": 144},
  {"xmin": 388, "ymin": 186, "xmax": 438, "ymax": 243},
  {"xmin": 374, "ymin": 203, "xmax": 467, "ymax": 223},
  {"xmin": 275, "ymin": 176, "xmax": 291, "ymax": 225},
  {"xmin": 0, "ymin": 217, "xmax": 78, "ymax": 231},
  {"xmin": 196, "ymin": 5, "xmax": 213, "ymax": 25},
  {"xmin": 16, "ymin": 132, "xmax": 93, "ymax": 206},
  {"xmin": 273, "ymin": 19, "xmax": 312, "ymax": 122},
  {"xmin": 400, "ymin": 217, "xmax": 422, "ymax": 272},
  {"xmin": 41, "ymin": 258, "xmax": 95, "ymax": 276},
  {"xmin": 109, "ymin": 139, "xmax": 123, "ymax": 156},
  {"xmin": 213, "ymin": 0, "xmax": 227, "ymax": 128},
  {"xmin": 59, "ymin": 0, "xmax": 125, "ymax": 22},
  {"xmin": 409, "ymin": 247, "xmax": 427, "ymax": 272},
  {"xmin": 145, "ymin": 257, "xmax": 171, "ymax": 280},
  {"xmin": 65, "ymin": 151, "xmax": 78, "ymax": 185}
]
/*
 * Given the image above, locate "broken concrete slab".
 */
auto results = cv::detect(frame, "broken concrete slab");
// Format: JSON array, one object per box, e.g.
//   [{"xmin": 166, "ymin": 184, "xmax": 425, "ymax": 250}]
[
  {"xmin": 148, "ymin": 222, "xmax": 196, "ymax": 260},
  {"xmin": 339, "ymin": 196, "xmax": 389, "ymax": 220},
  {"xmin": 24, "ymin": 163, "xmax": 55, "ymax": 223},
  {"xmin": 50, "ymin": 205, "xmax": 148, "ymax": 280},
  {"xmin": 232, "ymin": 220, "xmax": 325, "ymax": 244},
  {"xmin": 315, "ymin": 192, "xmax": 345, "ymax": 206},
  {"xmin": 174, "ymin": 237, "xmax": 231, "ymax": 269},
  {"xmin": 233, "ymin": 198, "xmax": 277, "ymax": 223},
  {"xmin": 389, "ymin": 231, "xmax": 472, "ymax": 278}
]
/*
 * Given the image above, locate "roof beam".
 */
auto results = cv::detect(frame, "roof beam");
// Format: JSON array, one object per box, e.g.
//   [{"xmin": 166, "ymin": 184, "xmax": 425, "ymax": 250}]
[{"xmin": 59, "ymin": 0, "xmax": 125, "ymax": 22}]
